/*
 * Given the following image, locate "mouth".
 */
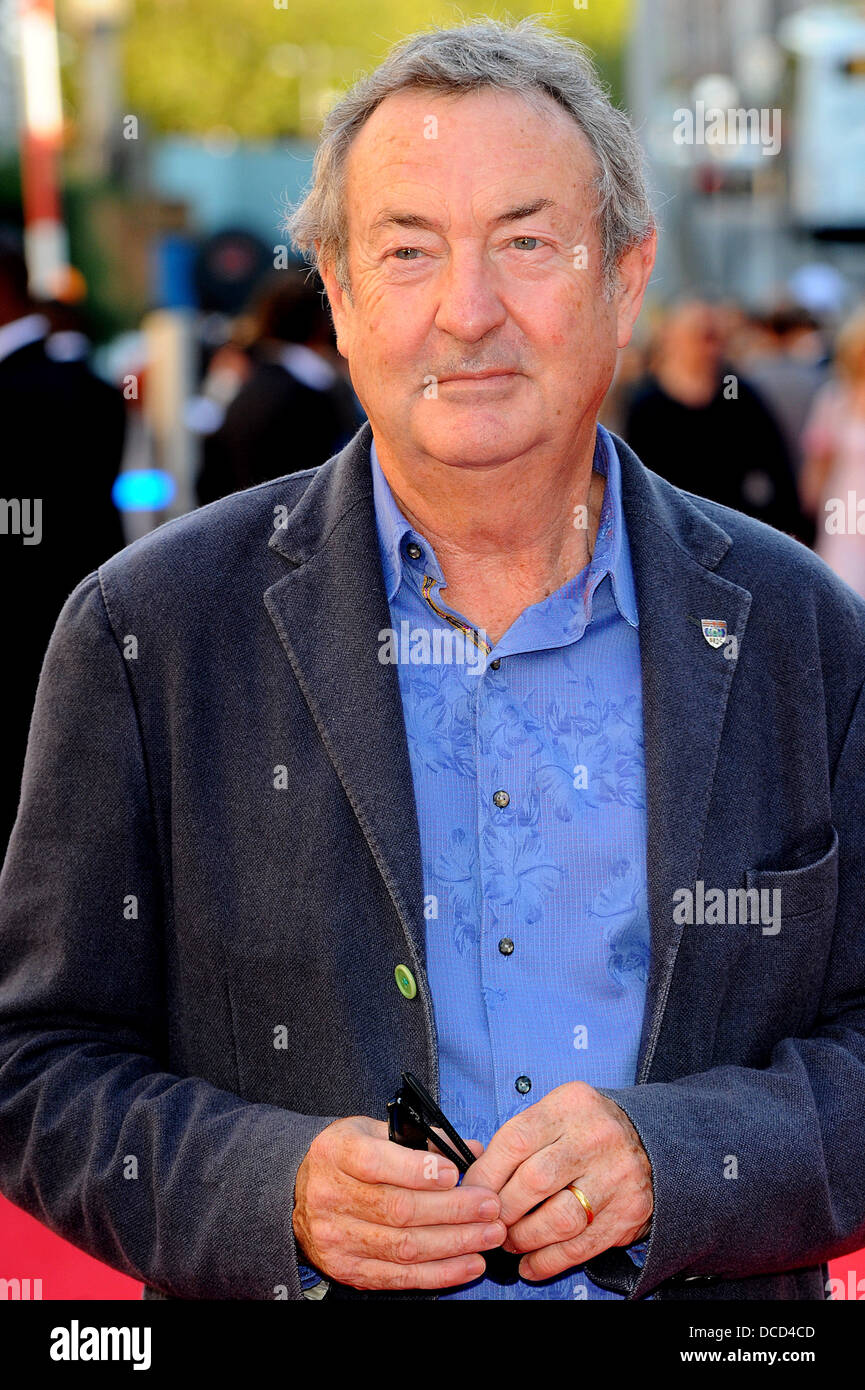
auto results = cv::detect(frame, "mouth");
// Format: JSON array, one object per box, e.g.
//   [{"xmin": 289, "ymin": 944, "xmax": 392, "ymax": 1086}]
[{"xmin": 437, "ymin": 370, "xmax": 519, "ymax": 385}]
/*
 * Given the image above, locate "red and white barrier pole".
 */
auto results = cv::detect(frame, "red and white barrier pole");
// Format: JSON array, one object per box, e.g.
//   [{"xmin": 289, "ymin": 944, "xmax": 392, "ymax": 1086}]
[{"xmin": 17, "ymin": 0, "xmax": 70, "ymax": 298}]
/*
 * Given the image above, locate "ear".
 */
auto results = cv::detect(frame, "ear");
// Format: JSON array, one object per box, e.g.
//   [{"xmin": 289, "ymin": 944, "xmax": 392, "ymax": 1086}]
[
  {"xmin": 317, "ymin": 247, "xmax": 352, "ymax": 361},
  {"xmin": 615, "ymin": 229, "xmax": 657, "ymax": 351}
]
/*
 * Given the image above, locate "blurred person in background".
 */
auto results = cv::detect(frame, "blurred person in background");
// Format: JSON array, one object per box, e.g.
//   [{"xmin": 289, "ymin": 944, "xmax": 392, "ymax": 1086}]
[
  {"xmin": 0, "ymin": 236, "xmax": 127, "ymax": 856},
  {"xmin": 598, "ymin": 334, "xmax": 649, "ymax": 438},
  {"xmin": 187, "ymin": 334, "xmax": 255, "ymax": 438},
  {"xmin": 196, "ymin": 268, "xmax": 363, "ymax": 504},
  {"xmin": 800, "ymin": 306, "xmax": 865, "ymax": 598},
  {"xmin": 624, "ymin": 298, "xmax": 810, "ymax": 542},
  {"xmin": 743, "ymin": 306, "xmax": 829, "ymax": 492},
  {"xmin": 713, "ymin": 299, "xmax": 755, "ymax": 363},
  {"xmin": 37, "ymin": 298, "xmax": 90, "ymax": 363}
]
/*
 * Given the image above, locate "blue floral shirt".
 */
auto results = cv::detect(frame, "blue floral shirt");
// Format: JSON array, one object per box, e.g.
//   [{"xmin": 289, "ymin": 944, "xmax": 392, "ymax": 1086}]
[{"xmin": 368, "ymin": 423, "xmax": 651, "ymax": 1300}]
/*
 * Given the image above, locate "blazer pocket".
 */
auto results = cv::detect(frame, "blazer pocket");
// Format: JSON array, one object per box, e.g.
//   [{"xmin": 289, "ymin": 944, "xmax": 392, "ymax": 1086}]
[{"xmin": 744, "ymin": 824, "xmax": 839, "ymax": 930}]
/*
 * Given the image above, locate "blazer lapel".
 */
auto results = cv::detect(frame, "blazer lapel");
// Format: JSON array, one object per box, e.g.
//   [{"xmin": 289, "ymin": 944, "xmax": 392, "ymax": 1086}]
[
  {"xmin": 613, "ymin": 433, "xmax": 753, "ymax": 1082},
  {"xmin": 263, "ymin": 423, "xmax": 439, "ymax": 1082}
]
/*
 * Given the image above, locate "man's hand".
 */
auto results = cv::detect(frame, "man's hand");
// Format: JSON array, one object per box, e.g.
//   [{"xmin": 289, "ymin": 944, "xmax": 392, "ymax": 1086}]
[
  {"xmin": 292, "ymin": 1116, "xmax": 506, "ymax": 1291},
  {"xmin": 461, "ymin": 1082, "xmax": 653, "ymax": 1281}
]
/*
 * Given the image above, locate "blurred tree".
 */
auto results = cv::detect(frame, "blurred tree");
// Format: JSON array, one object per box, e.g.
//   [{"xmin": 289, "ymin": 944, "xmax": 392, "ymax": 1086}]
[
  {"xmin": 112, "ymin": 0, "xmax": 630, "ymax": 137},
  {"xmin": 48, "ymin": 0, "xmax": 630, "ymax": 337}
]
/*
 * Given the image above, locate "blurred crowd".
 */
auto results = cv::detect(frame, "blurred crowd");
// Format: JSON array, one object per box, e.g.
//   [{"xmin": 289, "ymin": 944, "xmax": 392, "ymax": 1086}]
[
  {"xmin": 603, "ymin": 295, "xmax": 865, "ymax": 596},
  {"xmin": 190, "ymin": 269, "xmax": 363, "ymax": 505},
  {"xmin": 4, "ymin": 234, "xmax": 865, "ymax": 853}
]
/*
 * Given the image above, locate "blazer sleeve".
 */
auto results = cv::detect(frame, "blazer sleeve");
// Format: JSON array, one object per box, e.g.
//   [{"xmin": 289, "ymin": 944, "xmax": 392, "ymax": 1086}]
[
  {"xmin": 587, "ymin": 674, "xmax": 865, "ymax": 1299},
  {"xmin": 0, "ymin": 573, "xmax": 338, "ymax": 1299}
]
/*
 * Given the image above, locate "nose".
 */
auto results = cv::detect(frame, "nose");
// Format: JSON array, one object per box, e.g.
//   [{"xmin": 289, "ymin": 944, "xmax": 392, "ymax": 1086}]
[{"xmin": 433, "ymin": 241, "xmax": 507, "ymax": 345}]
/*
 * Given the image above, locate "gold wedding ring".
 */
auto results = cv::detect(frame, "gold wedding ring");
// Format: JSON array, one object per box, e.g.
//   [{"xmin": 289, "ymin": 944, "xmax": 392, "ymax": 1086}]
[{"xmin": 567, "ymin": 1183, "xmax": 594, "ymax": 1225}]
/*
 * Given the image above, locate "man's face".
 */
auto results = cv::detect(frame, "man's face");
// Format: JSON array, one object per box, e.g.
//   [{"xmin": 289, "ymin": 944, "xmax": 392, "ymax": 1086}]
[
  {"xmin": 321, "ymin": 86, "xmax": 654, "ymax": 470},
  {"xmin": 662, "ymin": 301, "xmax": 724, "ymax": 373}
]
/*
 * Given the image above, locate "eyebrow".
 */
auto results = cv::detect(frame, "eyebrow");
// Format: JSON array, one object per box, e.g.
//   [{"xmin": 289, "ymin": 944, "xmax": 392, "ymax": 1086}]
[{"xmin": 369, "ymin": 197, "xmax": 557, "ymax": 235}]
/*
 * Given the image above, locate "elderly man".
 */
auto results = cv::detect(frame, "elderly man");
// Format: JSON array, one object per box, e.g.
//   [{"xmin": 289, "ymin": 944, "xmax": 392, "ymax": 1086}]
[{"xmin": 0, "ymin": 19, "xmax": 863, "ymax": 1303}]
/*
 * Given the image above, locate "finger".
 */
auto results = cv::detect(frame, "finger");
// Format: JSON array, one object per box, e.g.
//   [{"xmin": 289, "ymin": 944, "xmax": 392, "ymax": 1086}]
[
  {"xmin": 518, "ymin": 1221, "xmax": 614, "ymax": 1282},
  {"xmin": 341, "ymin": 1133, "xmax": 462, "ymax": 1190},
  {"xmin": 489, "ymin": 1139, "xmax": 588, "ymax": 1227},
  {"xmin": 340, "ymin": 1214, "xmax": 507, "ymax": 1264},
  {"xmin": 503, "ymin": 1152, "xmax": 651, "ymax": 1255},
  {"xmin": 336, "ymin": 1251, "xmax": 488, "ymax": 1292},
  {"xmin": 461, "ymin": 1103, "xmax": 567, "ymax": 1194},
  {"xmin": 503, "ymin": 1183, "xmax": 595, "ymax": 1254},
  {"xmin": 331, "ymin": 1176, "xmax": 503, "ymax": 1227}
]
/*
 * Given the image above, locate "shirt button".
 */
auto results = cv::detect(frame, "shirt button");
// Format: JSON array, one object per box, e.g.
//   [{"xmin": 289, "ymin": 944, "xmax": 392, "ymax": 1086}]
[
  {"xmin": 515, "ymin": 1075, "xmax": 532, "ymax": 1095},
  {"xmin": 394, "ymin": 964, "xmax": 417, "ymax": 999},
  {"xmin": 492, "ymin": 789, "xmax": 510, "ymax": 808},
  {"xmin": 498, "ymin": 937, "xmax": 515, "ymax": 956},
  {"xmin": 490, "ymin": 658, "xmax": 501, "ymax": 670},
  {"xmin": 405, "ymin": 542, "xmax": 422, "ymax": 560}
]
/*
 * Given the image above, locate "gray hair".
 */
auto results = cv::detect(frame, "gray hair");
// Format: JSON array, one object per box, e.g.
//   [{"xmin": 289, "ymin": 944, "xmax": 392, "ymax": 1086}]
[{"xmin": 284, "ymin": 17, "xmax": 655, "ymax": 301}]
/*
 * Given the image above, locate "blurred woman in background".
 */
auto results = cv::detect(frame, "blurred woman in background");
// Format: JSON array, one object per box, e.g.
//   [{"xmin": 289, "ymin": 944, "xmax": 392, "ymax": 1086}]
[{"xmin": 801, "ymin": 307, "xmax": 865, "ymax": 598}]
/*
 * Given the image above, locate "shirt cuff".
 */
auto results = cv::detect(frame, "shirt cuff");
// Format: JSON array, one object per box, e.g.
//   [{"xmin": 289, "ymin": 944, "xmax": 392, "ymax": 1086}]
[
  {"xmin": 298, "ymin": 1260, "xmax": 330, "ymax": 1300},
  {"xmin": 295, "ymin": 1224, "xmax": 330, "ymax": 1300}
]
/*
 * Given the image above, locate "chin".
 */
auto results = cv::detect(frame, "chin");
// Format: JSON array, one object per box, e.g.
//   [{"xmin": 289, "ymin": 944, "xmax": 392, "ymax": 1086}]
[{"xmin": 417, "ymin": 418, "xmax": 536, "ymax": 468}]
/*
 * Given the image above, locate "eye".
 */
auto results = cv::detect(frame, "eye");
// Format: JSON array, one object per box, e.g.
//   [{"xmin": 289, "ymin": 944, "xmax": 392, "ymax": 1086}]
[
  {"xmin": 392, "ymin": 247, "xmax": 424, "ymax": 260},
  {"xmin": 511, "ymin": 236, "xmax": 541, "ymax": 251}
]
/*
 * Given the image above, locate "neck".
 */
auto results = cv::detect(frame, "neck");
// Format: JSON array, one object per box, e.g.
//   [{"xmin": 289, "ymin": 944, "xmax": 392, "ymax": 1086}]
[{"xmin": 372, "ymin": 422, "xmax": 606, "ymax": 644}]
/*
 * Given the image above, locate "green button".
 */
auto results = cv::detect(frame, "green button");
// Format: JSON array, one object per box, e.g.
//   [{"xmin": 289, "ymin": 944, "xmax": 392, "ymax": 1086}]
[{"xmin": 394, "ymin": 964, "xmax": 417, "ymax": 999}]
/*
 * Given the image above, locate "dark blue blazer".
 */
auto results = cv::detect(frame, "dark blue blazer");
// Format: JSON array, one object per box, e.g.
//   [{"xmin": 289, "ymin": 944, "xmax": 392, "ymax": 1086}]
[{"xmin": 1, "ymin": 421, "xmax": 864, "ymax": 1300}]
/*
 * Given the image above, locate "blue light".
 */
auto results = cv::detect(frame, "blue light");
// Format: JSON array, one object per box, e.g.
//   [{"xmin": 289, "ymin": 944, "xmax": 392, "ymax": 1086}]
[{"xmin": 113, "ymin": 470, "xmax": 176, "ymax": 511}]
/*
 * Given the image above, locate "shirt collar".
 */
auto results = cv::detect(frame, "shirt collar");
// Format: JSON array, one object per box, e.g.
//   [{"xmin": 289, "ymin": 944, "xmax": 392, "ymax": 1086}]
[
  {"xmin": 370, "ymin": 439, "xmax": 442, "ymax": 602},
  {"xmin": 369, "ymin": 423, "xmax": 638, "ymax": 628},
  {"xmin": 587, "ymin": 423, "xmax": 639, "ymax": 628}
]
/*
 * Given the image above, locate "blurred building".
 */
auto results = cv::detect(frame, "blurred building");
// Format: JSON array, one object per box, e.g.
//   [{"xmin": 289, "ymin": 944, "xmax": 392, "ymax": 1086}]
[
  {"xmin": 629, "ymin": 0, "xmax": 865, "ymax": 308},
  {"xmin": 151, "ymin": 137, "xmax": 316, "ymax": 246},
  {"xmin": 0, "ymin": 0, "xmax": 19, "ymax": 153}
]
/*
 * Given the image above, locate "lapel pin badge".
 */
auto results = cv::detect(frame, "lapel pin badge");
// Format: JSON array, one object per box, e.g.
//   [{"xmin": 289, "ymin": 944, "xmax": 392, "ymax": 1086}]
[{"xmin": 701, "ymin": 618, "xmax": 727, "ymax": 649}]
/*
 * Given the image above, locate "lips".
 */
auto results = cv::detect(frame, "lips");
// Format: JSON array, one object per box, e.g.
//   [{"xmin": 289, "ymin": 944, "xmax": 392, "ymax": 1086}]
[{"xmin": 437, "ymin": 370, "xmax": 518, "ymax": 383}]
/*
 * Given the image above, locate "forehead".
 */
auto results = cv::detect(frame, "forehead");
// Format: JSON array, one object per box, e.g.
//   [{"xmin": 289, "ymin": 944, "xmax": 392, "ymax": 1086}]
[{"xmin": 344, "ymin": 85, "xmax": 597, "ymax": 218}]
